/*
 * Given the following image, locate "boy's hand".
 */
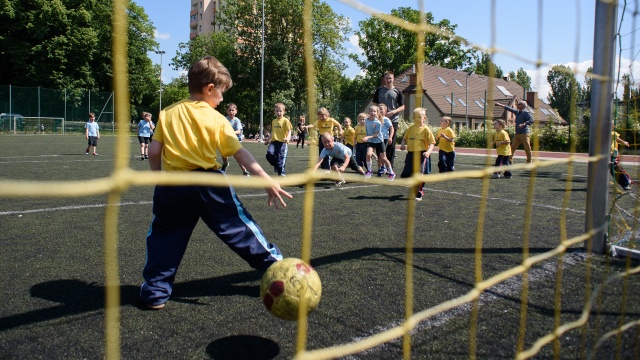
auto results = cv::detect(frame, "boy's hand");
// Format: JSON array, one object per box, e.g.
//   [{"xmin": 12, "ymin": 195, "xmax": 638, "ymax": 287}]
[
  {"xmin": 400, "ymin": 144, "xmax": 406, "ymax": 151},
  {"xmin": 266, "ymin": 184, "xmax": 292, "ymax": 209}
]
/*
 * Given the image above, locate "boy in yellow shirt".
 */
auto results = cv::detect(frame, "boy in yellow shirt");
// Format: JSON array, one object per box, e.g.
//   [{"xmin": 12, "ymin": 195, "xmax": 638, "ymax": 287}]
[
  {"xmin": 265, "ymin": 103, "xmax": 293, "ymax": 176},
  {"xmin": 436, "ymin": 116, "xmax": 456, "ymax": 172},
  {"xmin": 302, "ymin": 107, "xmax": 343, "ymax": 170},
  {"xmin": 400, "ymin": 108, "xmax": 436, "ymax": 201},
  {"xmin": 140, "ymin": 56, "xmax": 292, "ymax": 310},
  {"xmin": 354, "ymin": 113, "xmax": 368, "ymax": 173},
  {"xmin": 492, "ymin": 119, "xmax": 512, "ymax": 179}
]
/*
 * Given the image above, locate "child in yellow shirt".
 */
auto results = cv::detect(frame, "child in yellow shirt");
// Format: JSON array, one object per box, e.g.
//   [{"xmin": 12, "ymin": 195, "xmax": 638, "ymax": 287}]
[
  {"xmin": 399, "ymin": 108, "xmax": 436, "ymax": 201},
  {"xmin": 436, "ymin": 116, "xmax": 456, "ymax": 172},
  {"xmin": 492, "ymin": 119, "xmax": 512, "ymax": 179}
]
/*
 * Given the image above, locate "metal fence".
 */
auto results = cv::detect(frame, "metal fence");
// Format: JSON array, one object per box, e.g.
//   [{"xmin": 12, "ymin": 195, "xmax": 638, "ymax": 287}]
[{"xmin": 0, "ymin": 85, "xmax": 114, "ymax": 124}]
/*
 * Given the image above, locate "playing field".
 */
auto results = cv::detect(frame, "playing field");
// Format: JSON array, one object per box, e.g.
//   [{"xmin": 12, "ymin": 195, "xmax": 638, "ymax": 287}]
[{"xmin": 1, "ymin": 135, "xmax": 639, "ymax": 359}]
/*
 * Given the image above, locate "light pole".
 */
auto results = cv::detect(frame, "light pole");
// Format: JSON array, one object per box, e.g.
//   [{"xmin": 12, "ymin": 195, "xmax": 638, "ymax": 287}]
[
  {"xmin": 155, "ymin": 50, "xmax": 166, "ymax": 114},
  {"xmin": 465, "ymin": 70, "xmax": 474, "ymax": 127},
  {"xmin": 259, "ymin": 0, "xmax": 265, "ymax": 141}
]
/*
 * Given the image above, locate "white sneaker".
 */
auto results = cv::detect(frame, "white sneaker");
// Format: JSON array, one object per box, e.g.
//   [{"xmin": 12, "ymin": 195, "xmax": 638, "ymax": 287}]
[
  {"xmin": 491, "ymin": 173, "xmax": 501, "ymax": 179},
  {"xmin": 335, "ymin": 179, "xmax": 345, "ymax": 187}
]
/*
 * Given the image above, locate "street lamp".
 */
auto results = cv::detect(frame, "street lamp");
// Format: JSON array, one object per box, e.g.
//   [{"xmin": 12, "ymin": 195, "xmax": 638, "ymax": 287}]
[
  {"xmin": 155, "ymin": 50, "xmax": 166, "ymax": 114},
  {"xmin": 465, "ymin": 70, "xmax": 474, "ymax": 126},
  {"xmin": 259, "ymin": 0, "xmax": 265, "ymax": 141}
]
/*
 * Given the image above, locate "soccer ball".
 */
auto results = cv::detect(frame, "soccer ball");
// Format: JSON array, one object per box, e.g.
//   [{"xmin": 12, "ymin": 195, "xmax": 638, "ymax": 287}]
[{"xmin": 260, "ymin": 258, "xmax": 322, "ymax": 321}]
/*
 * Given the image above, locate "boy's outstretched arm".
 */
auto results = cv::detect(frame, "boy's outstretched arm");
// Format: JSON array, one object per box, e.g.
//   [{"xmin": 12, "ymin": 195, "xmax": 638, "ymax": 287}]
[{"xmin": 234, "ymin": 148, "xmax": 292, "ymax": 208}]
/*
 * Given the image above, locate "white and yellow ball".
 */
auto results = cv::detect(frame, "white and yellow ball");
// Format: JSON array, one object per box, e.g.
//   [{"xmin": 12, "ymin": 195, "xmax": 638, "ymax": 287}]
[{"xmin": 260, "ymin": 258, "xmax": 322, "ymax": 321}]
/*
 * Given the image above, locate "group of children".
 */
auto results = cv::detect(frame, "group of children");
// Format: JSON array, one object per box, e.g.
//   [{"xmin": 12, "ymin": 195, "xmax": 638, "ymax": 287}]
[{"xmin": 132, "ymin": 55, "xmax": 635, "ymax": 311}]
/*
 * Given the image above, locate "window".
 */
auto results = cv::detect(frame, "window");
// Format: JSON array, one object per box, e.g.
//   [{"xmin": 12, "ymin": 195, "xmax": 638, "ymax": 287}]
[
  {"xmin": 199, "ymin": 25, "xmax": 202, "ymax": 32},
  {"xmin": 444, "ymin": 95, "xmax": 453, "ymax": 104},
  {"xmin": 437, "ymin": 76, "xmax": 447, "ymax": 85},
  {"xmin": 474, "ymin": 99, "xmax": 484, "ymax": 109},
  {"xmin": 458, "ymin": 98, "xmax": 466, "ymax": 107},
  {"xmin": 200, "ymin": 2, "xmax": 203, "ymax": 8},
  {"xmin": 540, "ymin": 108, "xmax": 549, "ymax": 115},
  {"xmin": 190, "ymin": 14, "xmax": 197, "ymax": 23},
  {"xmin": 454, "ymin": 79, "xmax": 463, "ymax": 87},
  {"xmin": 496, "ymin": 85, "xmax": 513, "ymax": 96},
  {"xmin": 199, "ymin": 13, "xmax": 202, "ymax": 20},
  {"xmin": 401, "ymin": 75, "xmax": 408, "ymax": 83}
]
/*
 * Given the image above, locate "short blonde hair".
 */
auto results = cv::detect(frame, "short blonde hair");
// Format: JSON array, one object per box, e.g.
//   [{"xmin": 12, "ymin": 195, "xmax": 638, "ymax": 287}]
[
  {"xmin": 493, "ymin": 119, "xmax": 506, "ymax": 128},
  {"xmin": 274, "ymin": 103, "xmax": 286, "ymax": 111},
  {"xmin": 440, "ymin": 116, "xmax": 451, "ymax": 126},
  {"xmin": 356, "ymin": 113, "xmax": 367, "ymax": 122},
  {"xmin": 412, "ymin": 107, "xmax": 426, "ymax": 122}
]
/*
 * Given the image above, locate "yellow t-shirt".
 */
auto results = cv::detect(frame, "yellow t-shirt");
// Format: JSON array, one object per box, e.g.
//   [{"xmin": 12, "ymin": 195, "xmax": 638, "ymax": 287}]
[
  {"xmin": 611, "ymin": 131, "xmax": 620, "ymax": 153},
  {"xmin": 154, "ymin": 99, "xmax": 242, "ymax": 171},
  {"xmin": 403, "ymin": 124, "xmax": 436, "ymax": 152},
  {"xmin": 495, "ymin": 129, "xmax": 511, "ymax": 156},
  {"xmin": 270, "ymin": 117, "xmax": 293, "ymax": 142},
  {"xmin": 312, "ymin": 118, "xmax": 341, "ymax": 137},
  {"xmin": 355, "ymin": 125, "xmax": 367, "ymax": 144},
  {"xmin": 436, "ymin": 127, "xmax": 456, "ymax": 153},
  {"xmin": 343, "ymin": 126, "xmax": 355, "ymax": 146}
]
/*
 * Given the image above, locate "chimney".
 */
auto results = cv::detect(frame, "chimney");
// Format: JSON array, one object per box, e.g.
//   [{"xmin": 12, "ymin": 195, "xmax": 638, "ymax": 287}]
[
  {"xmin": 526, "ymin": 91, "xmax": 539, "ymax": 108},
  {"xmin": 409, "ymin": 73, "xmax": 417, "ymax": 86}
]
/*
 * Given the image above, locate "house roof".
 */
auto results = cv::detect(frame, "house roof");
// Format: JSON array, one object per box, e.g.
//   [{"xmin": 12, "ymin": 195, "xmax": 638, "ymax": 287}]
[{"xmin": 395, "ymin": 63, "xmax": 565, "ymax": 124}]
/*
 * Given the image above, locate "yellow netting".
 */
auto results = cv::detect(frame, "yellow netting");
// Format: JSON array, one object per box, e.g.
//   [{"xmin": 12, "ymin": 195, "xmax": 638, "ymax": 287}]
[{"xmin": 2, "ymin": 0, "xmax": 640, "ymax": 359}]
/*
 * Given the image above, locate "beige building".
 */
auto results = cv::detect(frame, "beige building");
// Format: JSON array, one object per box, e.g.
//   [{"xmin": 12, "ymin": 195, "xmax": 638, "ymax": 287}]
[{"xmin": 189, "ymin": 0, "xmax": 226, "ymax": 40}]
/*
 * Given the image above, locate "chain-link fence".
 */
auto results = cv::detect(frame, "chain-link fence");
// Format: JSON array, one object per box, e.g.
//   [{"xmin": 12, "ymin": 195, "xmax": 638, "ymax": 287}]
[{"xmin": 0, "ymin": 85, "xmax": 115, "ymax": 123}]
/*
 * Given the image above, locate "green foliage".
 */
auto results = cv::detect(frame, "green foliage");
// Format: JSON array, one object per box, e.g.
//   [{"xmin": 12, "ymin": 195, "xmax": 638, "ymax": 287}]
[
  {"xmin": 508, "ymin": 68, "xmax": 532, "ymax": 92},
  {"xmin": 547, "ymin": 65, "xmax": 581, "ymax": 122},
  {"xmin": 173, "ymin": 0, "xmax": 349, "ymax": 130},
  {"xmin": 455, "ymin": 127, "xmax": 488, "ymax": 148},
  {"xmin": 473, "ymin": 53, "xmax": 503, "ymax": 79},
  {"xmin": 538, "ymin": 121, "xmax": 568, "ymax": 152},
  {"xmin": 351, "ymin": 7, "xmax": 476, "ymax": 89},
  {"xmin": 0, "ymin": 0, "xmax": 159, "ymax": 121}
]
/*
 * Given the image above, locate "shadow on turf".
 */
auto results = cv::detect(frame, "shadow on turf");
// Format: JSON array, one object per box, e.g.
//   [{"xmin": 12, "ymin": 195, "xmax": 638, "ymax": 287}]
[
  {"xmin": 206, "ymin": 335, "xmax": 279, "ymax": 359},
  {"xmin": 0, "ymin": 271, "xmax": 262, "ymax": 331}
]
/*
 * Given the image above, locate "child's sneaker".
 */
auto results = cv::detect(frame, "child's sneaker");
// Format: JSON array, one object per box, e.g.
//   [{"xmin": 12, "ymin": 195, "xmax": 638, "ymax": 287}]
[
  {"xmin": 140, "ymin": 155, "xmax": 145, "ymax": 161},
  {"xmin": 365, "ymin": 171, "xmax": 372, "ymax": 178},
  {"xmin": 335, "ymin": 179, "xmax": 345, "ymax": 187},
  {"xmin": 503, "ymin": 174, "xmax": 512, "ymax": 179},
  {"xmin": 388, "ymin": 172, "xmax": 396, "ymax": 181},
  {"xmin": 415, "ymin": 189, "xmax": 424, "ymax": 201},
  {"xmin": 377, "ymin": 166, "xmax": 387, "ymax": 177},
  {"xmin": 243, "ymin": 171, "xmax": 251, "ymax": 177},
  {"xmin": 491, "ymin": 173, "xmax": 501, "ymax": 179}
]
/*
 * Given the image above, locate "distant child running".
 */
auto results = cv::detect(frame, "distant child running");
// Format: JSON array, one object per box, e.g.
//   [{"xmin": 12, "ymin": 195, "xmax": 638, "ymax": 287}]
[
  {"xmin": 363, "ymin": 105, "xmax": 395, "ymax": 180},
  {"xmin": 222, "ymin": 103, "xmax": 250, "ymax": 176},
  {"xmin": 354, "ymin": 113, "xmax": 368, "ymax": 173},
  {"xmin": 137, "ymin": 112, "xmax": 155, "ymax": 160},
  {"xmin": 265, "ymin": 103, "xmax": 293, "ymax": 176},
  {"xmin": 611, "ymin": 126, "xmax": 631, "ymax": 190},
  {"xmin": 342, "ymin": 117, "xmax": 362, "ymax": 173},
  {"xmin": 85, "ymin": 113, "xmax": 100, "ymax": 156},
  {"xmin": 377, "ymin": 103, "xmax": 395, "ymax": 177},
  {"xmin": 436, "ymin": 116, "xmax": 456, "ymax": 172},
  {"xmin": 140, "ymin": 56, "xmax": 292, "ymax": 310},
  {"xmin": 492, "ymin": 119, "xmax": 512, "ymax": 179},
  {"xmin": 296, "ymin": 115, "xmax": 307, "ymax": 148},
  {"xmin": 400, "ymin": 107, "xmax": 435, "ymax": 201}
]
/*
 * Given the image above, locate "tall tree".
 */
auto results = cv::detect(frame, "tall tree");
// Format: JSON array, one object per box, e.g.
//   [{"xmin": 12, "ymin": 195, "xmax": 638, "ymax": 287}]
[
  {"xmin": 175, "ymin": 0, "xmax": 349, "ymax": 128},
  {"xmin": 508, "ymin": 67, "xmax": 531, "ymax": 91},
  {"xmin": 547, "ymin": 64, "xmax": 581, "ymax": 121},
  {"xmin": 0, "ymin": 0, "xmax": 159, "ymax": 120},
  {"xmin": 351, "ymin": 7, "xmax": 476, "ymax": 90},
  {"xmin": 474, "ymin": 53, "xmax": 503, "ymax": 79}
]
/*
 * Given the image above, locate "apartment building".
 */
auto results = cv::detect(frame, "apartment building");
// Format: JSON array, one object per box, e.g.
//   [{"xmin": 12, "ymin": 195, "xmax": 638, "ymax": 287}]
[{"xmin": 189, "ymin": 0, "xmax": 226, "ymax": 40}]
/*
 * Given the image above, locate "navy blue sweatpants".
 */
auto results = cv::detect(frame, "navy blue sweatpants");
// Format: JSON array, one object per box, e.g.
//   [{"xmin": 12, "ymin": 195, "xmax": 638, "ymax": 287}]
[
  {"xmin": 140, "ymin": 171, "xmax": 283, "ymax": 306},
  {"xmin": 266, "ymin": 141, "xmax": 288, "ymax": 175}
]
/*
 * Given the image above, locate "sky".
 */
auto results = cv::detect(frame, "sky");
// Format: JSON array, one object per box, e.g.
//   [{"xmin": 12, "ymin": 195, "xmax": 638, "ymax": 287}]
[{"xmin": 137, "ymin": 0, "xmax": 640, "ymax": 101}]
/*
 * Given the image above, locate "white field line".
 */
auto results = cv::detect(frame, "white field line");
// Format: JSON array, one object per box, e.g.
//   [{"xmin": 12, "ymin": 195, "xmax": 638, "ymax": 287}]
[
  {"xmin": 342, "ymin": 251, "xmax": 588, "ymax": 359},
  {"xmin": 0, "ymin": 184, "xmax": 585, "ymax": 216}
]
